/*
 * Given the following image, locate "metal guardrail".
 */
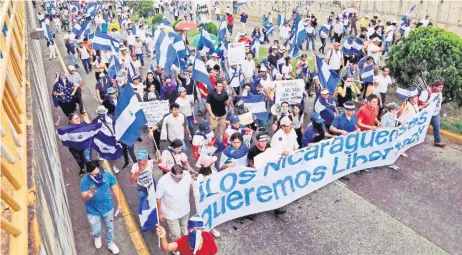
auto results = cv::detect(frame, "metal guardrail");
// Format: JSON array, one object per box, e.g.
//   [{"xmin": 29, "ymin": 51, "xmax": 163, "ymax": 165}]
[{"xmin": 1, "ymin": 0, "xmax": 29, "ymax": 254}]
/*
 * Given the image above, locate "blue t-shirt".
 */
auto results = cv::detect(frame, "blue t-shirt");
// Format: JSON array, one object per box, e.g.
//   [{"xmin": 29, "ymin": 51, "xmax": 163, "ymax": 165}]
[
  {"xmin": 240, "ymin": 14, "xmax": 248, "ymax": 23},
  {"xmin": 80, "ymin": 171, "xmax": 118, "ymax": 216},
  {"xmin": 101, "ymin": 22, "xmax": 108, "ymax": 33},
  {"xmin": 302, "ymin": 123, "xmax": 327, "ymax": 147},
  {"xmin": 331, "ymin": 113, "xmax": 357, "ymax": 135}
]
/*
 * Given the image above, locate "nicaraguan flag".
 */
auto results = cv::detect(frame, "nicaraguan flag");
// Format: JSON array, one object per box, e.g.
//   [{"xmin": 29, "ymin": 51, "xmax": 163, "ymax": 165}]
[
  {"xmin": 114, "ymin": 85, "xmax": 148, "ymax": 146},
  {"xmin": 402, "ymin": 5, "xmax": 416, "ymax": 22},
  {"xmin": 271, "ymin": 64, "xmax": 281, "ymax": 80},
  {"xmin": 264, "ymin": 22, "xmax": 274, "ymax": 37},
  {"xmin": 316, "ymin": 55, "xmax": 340, "ymax": 94},
  {"xmin": 157, "ymin": 18, "xmax": 171, "ymax": 26},
  {"xmin": 396, "ymin": 87, "xmax": 419, "ymax": 101},
  {"xmin": 150, "ymin": 54, "xmax": 158, "ymax": 73},
  {"xmin": 72, "ymin": 23, "xmax": 82, "ymax": 38},
  {"xmin": 358, "ymin": 55, "xmax": 375, "ymax": 69},
  {"xmin": 173, "ymin": 33, "xmax": 187, "ymax": 59},
  {"xmin": 57, "ymin": 123, "xmax": 102, "ymax": 150},
  {"xmin": 44, "ymin": 23, "xmax": 54, "ymax": 44},
  {"xmin": 234, "ymin": 0, "xmax": 248, "ymax": 7},
  {"xmin": 319, "ymin": 24, "xmax": 330, "ymax": 37},
  {"xmin": 155, "ymin": 30, "xmax": 178, "ymax": 74},
  {"xmin": 342, "ymin": 36, "xmax": 354, "ymax": 56},
  {"xmin": 277, "ymin": 13, "xmax": 285, "ymax": 28},
  {"xmin": 192, "ymin": 49, "xmax": 214, "ymax": 91},
  {"xmin": 138, "ymin": 180, "xmax": 158, "ymax": 232},
  {"xmin": 218, "ymin": 20, "xmax": 227, "ymax": 39},
  {"xmin": 92, "ymin": 131, "xmax": 124, "ymax": 160},
  {"xmin": 216, "ymin": 40, "xmax": 228, "ymax": 59},
  {"xmin": 351, "ymin": 37, "xmax": 363, "ymax": 56},
  {"xmin": 130, "ymin": 6, "xmax": 135, "ymax": 15},
  {"xmin": 93, "ymin": 29, "xmax": 119, "ymax": 52},
  {"xmin": 108, "ymin": 56, "xmax": 121, "ymax": 79},
  {"xmin": 71, "ymin": 3, "xmax": 79, "ymax": 13},
  {"xmin": 85, "ymin": 2, "xmax": 97, "ymax": 17},
  {"xmin": 82, "ymin": 19, "xmax": 91, "ymax": 39},
  {"xmin": 399, "ymin": 21, "xmax": 409, "ymax": 34},
  {"xmin": 241, "ymin": 94, "xmax": 268, "ymax": 120},
  {"xmin": 295, "ymin": 18, "xmax": 307, "ymax": 45},
  {"xmin": 359, "ymin": 57, "xmax": 374, "ymax": 83},
  {"xmin": 197, "ymin": 29, "xmax": 215, "ymax": 54}
]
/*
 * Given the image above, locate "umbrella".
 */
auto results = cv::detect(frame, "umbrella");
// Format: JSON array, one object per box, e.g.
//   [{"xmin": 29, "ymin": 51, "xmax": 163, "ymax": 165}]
[
  {"xmin": 190, "ymin": 34, "xmax": 219, "ymax": 48},
  {"xmin": 175, "ymin": 20, "xmax": 198, "ymax": 31}
]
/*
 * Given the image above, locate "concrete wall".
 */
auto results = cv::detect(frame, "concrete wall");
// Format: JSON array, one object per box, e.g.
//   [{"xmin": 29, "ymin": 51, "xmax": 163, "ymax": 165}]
[
  {"xmin": 234, "ymin": 0, "xmax": 462, "ymax": 35},
  {"xmin": 26, "ymin": 1, "xmax": 77, "ymax": 254}
]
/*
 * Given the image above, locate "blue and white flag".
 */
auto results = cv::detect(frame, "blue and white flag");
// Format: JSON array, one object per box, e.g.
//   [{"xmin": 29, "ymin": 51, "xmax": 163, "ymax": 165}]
[
  {"xmin": 72, "ymin": 23, "xmax": 82, "ymax": 38},
  {"xmin": 399, "ymin": 21, "xmax": 409, "ymax": 34},
  {"xmin": 197, "ymin": 29, "xmax": 215, "ymax": 54},
  {"xmin": 216, "ymin": 40, "xmax": 228, "ymax": 59},
  {"xmin": 241, "ymin": 94, "xmax": 268, "ymax": 120},
  {"xmin": 218, "ymin": 20, "xmax": 227, "ymax": 39},
  {"xmin": 93, "ymin": 30, "xmax": 119, "ymax": 52},
  {"xmin": 57, "ymin": 123, "xmax": 102, "ymax": 150},
  {"xmin": 130, "ymin": 6, "xmax": 135, "ymax": 15},
  {"xmin": 402, "ymin": 5, "xmax": 416, "ymax": 22},
  {"xmin": 315, "ymin": 56, "xmax": 340, "ymax": 94},
  {"xmin": 234, "ymin": 0, "xmax": 248, "ymax": 7},
  {"xmin": 81, "ymin": 19, "xmax": 91, "ymax": 39},
  {"xmin": 108, "ymin": 56, "xmax": 121, "ymax": 79},
  {"xmin": 294, "ymin": 18, "xmax": 307, "ymax": 45},
  {"xmin": 71, "ymin": 3, "xmax": 79, "ymax": 13},
  {"xmin": 173, "ymin": 33, "xmax": 187, "ymax": 59},
  {"xmin": 270, "ymin": 64, "xmax": 281, "ymax": 80},
  {"xmin": 358, "ymin": 57, "xmax": 374, "ymax": 83},
  {"xmin": 114, "ymin": 85, "xmax": 148, "ymax": 146},
  {"xmin": 264, "ymin": 22, "xmax": 274, "ymax": 37},
  {"xmin": 358, "ymin": 56, "xmax": 375, "ymax": 69},
  {"xmin": 351, "ymin": 37, "xmax": 363, "ymax": 56},
  {"xmin": 155, "ymin": 30, "xmax": 178, "ymax": 74},
  {"xmin": 192, "ymin": 49, "xmax": 214, "ymax": 91},
  {"xmin": 84, "ymin": 2, "xmax": 97, "ymax": 17},
  {"xmin": 92, "ymin": 131, "xmax": 124, "ymax": 160},
  {"xmin": 396, "ymin": 87, "xmax": 419, "ymax": 101},
  {"xmin": 139, "ymin": 184, "xmax": 159, "ymax": 232},
  {"xmin": 157, "ymin": 18, "xmax": 171, "ymax": 26},
  {"xmin": 342, "ymin": 36, "xmax": 354, "ymax": 56},
  {"xmin": 277, "ymin": 13, "xmax": 285, "ymax": 28},
  {"xmin": 319, "ymin": 24, "xmax": 330, "ymax": 37},
  {"xmin": 44, "ymin": 23, "xmax": 54, "ymax": 44}
]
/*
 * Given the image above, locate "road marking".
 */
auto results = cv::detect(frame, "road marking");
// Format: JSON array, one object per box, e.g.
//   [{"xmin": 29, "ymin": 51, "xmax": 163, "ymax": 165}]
[{"xmin": 55, "ymin": 38, "xmax": 151, "ymax": 255}]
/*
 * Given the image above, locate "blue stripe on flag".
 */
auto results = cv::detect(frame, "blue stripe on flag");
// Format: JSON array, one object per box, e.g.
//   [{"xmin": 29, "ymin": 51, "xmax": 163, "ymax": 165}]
[
  {"xmin": 316, "ymin": 55, "xmax": 340, "ymax": 94},
  {"xmin": 192, "ymin": 49, "xmax": 214, "ymax": 91},
  {"xmin": 241, "ymin": 94, "xmax": 268, "ymax": 120},
  {"xmin": 57, "ymin": 123, "xmax": 102, "ymax": 150}
]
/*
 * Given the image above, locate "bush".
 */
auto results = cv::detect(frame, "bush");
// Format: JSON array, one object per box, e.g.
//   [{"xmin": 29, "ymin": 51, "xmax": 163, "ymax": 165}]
[
  {"xmin": 135, "ymin": 0, "xmax": 154, "ymax": 18},
  {"xmin": 172, "ymin": 19, "xmax": 184, "ymax": 31},
  {"xmin": 203, "ymin": 22, "xmax": 218, "ymax": 36},
  {"xmin": 151, "ymin": 14, "xmax": 164, "ymax": 24},
  {"xmin": 387, "ymin": 27, "xmax": 462, "ymax": 106}
]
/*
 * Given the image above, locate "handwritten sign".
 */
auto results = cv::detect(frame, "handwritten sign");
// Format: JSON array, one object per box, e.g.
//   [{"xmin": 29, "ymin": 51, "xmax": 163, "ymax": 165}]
[
  {"xmin": 228, "ymin": 42, "xmax": 245, "ymax": 65},
  {"xmin": 139, "ymin": 100, "xmax": 169, "ymax": 127},
  {"xmin": 274, "ymin": 79, "xmax": 305, "ymax": 105}
]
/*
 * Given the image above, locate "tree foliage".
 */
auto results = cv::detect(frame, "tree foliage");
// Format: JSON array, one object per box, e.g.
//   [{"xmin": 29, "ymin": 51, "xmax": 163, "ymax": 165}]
[
  {"xmin": 387, "ymin": 27, "xmax": 462, "ymax": 105},
  {"xmin": 151, "ymin": 14, "xmax": 164, "ymax": 24},
  {"xmin": 203, "ymin": 22, "xmax": 218, "ymax": 36},
  {"xmin": 135, "ymin": 0, "xmax": 154, "ymax": 18}
]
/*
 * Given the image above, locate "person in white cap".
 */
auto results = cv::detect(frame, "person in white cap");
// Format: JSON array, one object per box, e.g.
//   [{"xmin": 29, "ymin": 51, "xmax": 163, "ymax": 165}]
[
  {"xmin": 367, "ymin": 37, "xmax": 385, "ymax": 66},
  {"xmin": 271, "ymin": 117, "xmax": 299, "ymax": 157},
  {"xmin": 66, "ymin": 65, "xmax": 85, "ymax": 114},
  {"xmin": 206, "ymin": 53, "xmax": 220, "ymax": 69}
]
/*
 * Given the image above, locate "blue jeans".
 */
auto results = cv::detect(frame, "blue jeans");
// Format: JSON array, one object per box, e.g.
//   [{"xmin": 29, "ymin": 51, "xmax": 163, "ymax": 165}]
[
  {"xmin": 81, "ymin": 58, "xmax": 92, "ymax": 72},
  {"xmin": 431, "ymin": 114, "xmax": 441, "ymax": 143},
  {"xmin": 71, "ymin": 52, "xmax": 79, "ymax": 66},
  {"xmin": 87, "ymin": 209, "xmax": 115, "ymax": 245},
  {"xmin": 186, "ymin": 115, "xmax": 194, "ymax": 138},
  {"xmin": 306, "ymin": 35, "xmax": 315, "ymax": 50},
  {"xmin": 195, "ymin": 98, "xmax": 206, "ymax": 114},
  {"xmin": 136, "ymin": 53, "xmax": 144, "ymax": 67}
]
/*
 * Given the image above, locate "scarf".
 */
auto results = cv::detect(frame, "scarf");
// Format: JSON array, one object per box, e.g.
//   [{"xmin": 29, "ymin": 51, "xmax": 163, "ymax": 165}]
[
  {"xmin": 89, "ymin": 170, "xmax": 106, "ymax": 185},
  {"xmin": 223, "ymin": 143, "xmax": 248, "ymax": 159},
  {"xmin": 189, "ymin": 230, "xmax": 202, "ymax": 255}
]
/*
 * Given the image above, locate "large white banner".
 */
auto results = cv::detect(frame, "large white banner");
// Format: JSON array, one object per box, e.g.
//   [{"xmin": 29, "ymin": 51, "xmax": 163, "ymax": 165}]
[
  {"xmin": 139, "ymin": 100, "xmax": 169, "ymax": 127},
  {"xmin": 274, "ymin": 79, "xmax": 305, "ymax": 105},
  {"xmin": 228, "ymin": 42, "xmax": 246, "ymax": 66},
  {"xmin": 194, "ymin": 103, "xmax": 436, "ymax": 229}
]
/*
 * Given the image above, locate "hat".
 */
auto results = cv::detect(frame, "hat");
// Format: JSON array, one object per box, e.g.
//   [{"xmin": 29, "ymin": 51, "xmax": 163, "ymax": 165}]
[
  {"xmin": 239, "ymin": 32, "xmax": 246, "ymax": 37},
  {"xmin": 132, "ymin": 75, "xmax": 141, "ymax": 81},
  {"xmin": 178, "ymin": 87, "xmax": 186, "ymax": 93},
  {"xmin": 211, "ymin": 53, "xmax": 218, "ymax": 57},
  {"xmin": 96, "ymin": 105, "xmax": 108, "ymax": 115},
  {"xmin": 271, "ymin": 46, "xmax": 279, "ymax": 50},
  {"xmin": 229, "ymin": 115, "xmax": 240, "ymax": 124},
  {"xmin": 279, "ymin": 45, "xmax": 286, "ymax": 51},
  {"xmin": 68, "ymin": 65, "xmax": 76, "ymax": 71},
  {"xmin": 284, "ymin": 56, "xmax": 291, "ymax": 61},
  {"xmin": 198, "ymin": 120, "xmax": 211, "ymax": 134},
  {"xmin": 372, "ymin": 37, "xmax": 381, "ymax": 42},
  {"xmin": 256, "ymin": 133, "xmax": 270, "ymax": 142},
  {"xmin": 187, "ymin": 214, "xmax": 204, "ymax": 229},
  {"xmin": 147, "ymin": 92, "xmax": 157, "ymax": 100},
  {"xmin": 106, "ymin": 87, "xmax": 117, "ymax": 95},
  {"xmin": 244, "ymin": 43, "xmax": 250, "ymax": 47},
  {"xmin": 198, "ymin": 155, "xmax": 217, "ymax": 167},
  {"xmin": 311, "ymin": 112, "xmax": 325, "ymax": 124},
  {"xmin": 320, "ymin": 88, "xmax": 329, "ymax": 95},
  {"xmin": 135, "ymin": 35, "xmax": 140, "ymax": 38},
  {"xmin": 120, "ymin": 47, "xmax": 127, "ymax": 51},
  {"xmin": 280, "ymin": 117, "xmax": 292, "ymax": 126},
  {"xmin": 136, "ymin": 149, "xmax": 149, "ymax": 161},
  {"xmin": 259, "ymin": 65, "xmax": 267, "ymax": 72},
  {"xmin": 386, "ymin": 102, "xmax": 400, "ymax": 111},
  {"xmin": 99, "ymin": 72, "xmax": 106, "ymax": 78},
  {"xmin": 344, "ymin": 100, "xmax": 356, "ymax": 110}
]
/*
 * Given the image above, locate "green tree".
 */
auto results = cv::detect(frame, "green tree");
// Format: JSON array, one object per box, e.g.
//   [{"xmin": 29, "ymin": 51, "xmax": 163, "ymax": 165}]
[
  {"xmin": 203, "ymin": 22, "xmax": 218, "ymax": 36},
  {"xmin": 135, "ymin": 0, "xmax": 154, "ymax": 18},
  {"xmin": 387, "ymin": 27, "xmax": 462, "ymax": 105},
  {"xmin": 151, "ymin": 14, "xmax": 164, "ymax": 24}
]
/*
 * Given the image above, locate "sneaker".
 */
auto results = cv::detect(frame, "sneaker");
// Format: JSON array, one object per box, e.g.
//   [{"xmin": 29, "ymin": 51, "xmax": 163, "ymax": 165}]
[
  {"xmin": 434, "ymin": 142, "xmax": 446, "ymax": 148},
  {"xmin": 113, "ymin": 166, "xmax": 120, "ymax": 174},
  {"xmin": 122, "ymin": 163, "xmax": 129, "ymax": 170},
  {"xmin": 210, "ymin": 228, "xmax": 221, "ymax": 238},
  {"xmin": 107, "ymin": 243, "xmax": 120, "ymax": 254},
  {"xmin": 388, "ymin": 164, "xmax": 400, "ymax": 170},
  {"xmin": 401, "ymin": 152, "xmax": 409, "ymax": 158},
  {"xmin": 94, "ymin": 237, "xmax": 102, "ymax": 249}
]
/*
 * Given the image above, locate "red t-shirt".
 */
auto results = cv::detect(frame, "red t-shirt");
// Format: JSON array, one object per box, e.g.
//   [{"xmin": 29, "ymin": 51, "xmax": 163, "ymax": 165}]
[
  {"xmin": 356, "ymin": 105, "xmax": 378, "ymax": 131},
  {"xmin": 176, "ymin": 232, "xmax": 218, "ymax": 255},
  {"xmin": 197, "ymin": 82, "xmax": 209, "ymax": 99},
  {"xmin": 209, "ymin": 74, "xmax": 217, "ymax": 89},
  {"xmin": 227, "ymin": 15, "xmax": 234, "ymax": 25}
]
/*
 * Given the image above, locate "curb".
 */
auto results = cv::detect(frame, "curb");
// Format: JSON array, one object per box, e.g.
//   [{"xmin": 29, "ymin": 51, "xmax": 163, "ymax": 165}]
[
  {"xmin": 427, "ymin": 126, "xmax": 462, "ymax": 144},
  {"xmin": 55, "ymin": 41, "xmax": 151, "ymax": 255}
]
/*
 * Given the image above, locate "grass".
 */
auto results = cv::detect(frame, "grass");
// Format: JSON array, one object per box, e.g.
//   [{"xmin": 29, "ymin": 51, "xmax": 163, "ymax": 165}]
[{"xmin": 440, "ymin": 119, "xmax": 462, "ymax": 135}]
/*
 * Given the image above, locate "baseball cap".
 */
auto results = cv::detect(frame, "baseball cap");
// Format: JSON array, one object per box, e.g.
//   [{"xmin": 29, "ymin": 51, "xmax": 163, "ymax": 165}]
[
  {"xmin": 280, "ymin": 117, "xmax": 292, "ymax": 126},
  {"xmin": 229, "ymin": 115, "xmax": 240, "ymax": 124},
  {"xmin": 311, "ymin": 112, "xmax": 325, "ymax": 124},
  {"xmin": 271, "ymin": 46, "xmax": 279, "ymax": 50},
  {"xmin": 198, "ymin": 155, "xmax": 217, "ymax": 167},
  {"xmin": 147, "ymin": 92, "xmax": 157, "ymax": 100},
  {"xmin": 259, "ymin": 65, "xmax": 267, "ymax": 72},
  {"xmin": 68, "ymin": 65, "xmax": 76, "ymax": 71},
  {"xmin": 136, "ymin": 149, "xmax": 149, "ymax": 161},
  {"xmin": 211, "ymin": 53, "xmax": 219, "ymax": 57},
  {"xmin": 256, "ymin": 133, "xmax": 270, "ymax": 142},
  {"xmin": 132, "ymin": 75, "xmax": 141, "ymax": 81},
  {"xmin": 343, "ymin": 100, "xmax": 356, "ymax": 110},
  {"xmin": 198, "ymin": 120, "xmax": 211, "ymax": 134},
  {"xmin": 320, "ymin": 88, "xmax": 329, "ymax": 95},
  {"xmin": 178, "ymin": 87, "xmax": 186, "ymax": 93},
  {"xmin": 372, "ymin": 37, "xmax": 381, "ymax": 42},
  {"xmin": 386, "ymin": 102, "xmax": 400, "ymax": 111},
  {"xmin": 106, "ymin": 87, "xmax": 117, "ymax": 95}
]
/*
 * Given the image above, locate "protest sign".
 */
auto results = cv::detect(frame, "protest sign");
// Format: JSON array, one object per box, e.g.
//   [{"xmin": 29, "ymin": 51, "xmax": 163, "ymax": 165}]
[
  {"xmin": 228, "ymin": 42, "xmax": 245, "ymax": 65},
  {"xmin": 274, "ymin": 79, "xmax": 305, "ymax": 105},
  {"xmin": 139, "ymin": 100, "xmax": 169, "ymax": 127},
  {"xmin": 194, "ymin": 103, "xmax": 436, "ymax": 230}
]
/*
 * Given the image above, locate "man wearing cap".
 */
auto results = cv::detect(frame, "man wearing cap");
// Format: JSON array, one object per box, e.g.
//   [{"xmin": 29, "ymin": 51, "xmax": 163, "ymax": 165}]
[
  {"xmin": 271, "ymin": 117, "xmax": 299, "ymax": 157},
  {"xmin": 119, "ymin": 47, "xmax": 131, "ymax": 65},
  {"xmin": 96, "ymin": 73, "xmax": 114, "ymax": 104},
  {"xmin": 156, "ymin": 214, "xmax": 219, "ymax": 255},
  {"xmin": 302, "ymin": 112, "xmax": 335, "ymax": 147},
  {"xmin": 66, "ymin": 65, "xmax": 85, "ymax": 114},
  {"xmin": 247, "ymin": 132, "xmax": 271, "ymax": 168},
  {"xmin": 102, "ymin": 88, "xmax": 118, "ymax": 116},
  {"xmin": 325, "ymin": 42, "xmax": 344, "ymax": 74},
  {"xmin": 315, "ymin": 88, "xmax": 339, "ymax": 129},
  {"xmin": 131, "ymin": 75, "xmax": 144, "ymax": 101},
  {"xmin": 192, "ymin": 120, "xmax": 216, "ymax": 161},
  {"xmin": 330, "ymin": 100, "xmax": 360, "ymax": 136},
  {"xmin": 367, "ymin": 37, "xmax": 384, "ymax": 66},
  {"xmin": 206, "ymin": 53, "xmax": 220, "ymax": 69},
  {"xmin": 130, "ymin": 149, "xmax": 161, "ymax": 196}
]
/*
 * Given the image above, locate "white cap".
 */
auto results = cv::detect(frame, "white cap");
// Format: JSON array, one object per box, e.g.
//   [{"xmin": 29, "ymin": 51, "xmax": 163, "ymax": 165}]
[
  {"xmin": 280, "ymin": 117, "xmax": 292, "ymax": 126},
  {"xmin": 68, "ymin": 65, "xmax": 76, "ymax": 71},
  {"xmin": 259, "ymin": 65, "xmax": 267, "ymax": 72}
]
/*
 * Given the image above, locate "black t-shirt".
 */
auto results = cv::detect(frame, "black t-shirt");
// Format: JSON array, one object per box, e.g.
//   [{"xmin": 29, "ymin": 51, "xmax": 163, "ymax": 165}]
[
  {"xmin": 267, "ymin": 54, "xmax": 280, "ymax": 69},
  {"xmin": 206, "ymin": 90, "xmax": 229, "ymax": 117},
  {"xmin": 247, "ymin": 143, "xmax": 271, "ymax": 162}
]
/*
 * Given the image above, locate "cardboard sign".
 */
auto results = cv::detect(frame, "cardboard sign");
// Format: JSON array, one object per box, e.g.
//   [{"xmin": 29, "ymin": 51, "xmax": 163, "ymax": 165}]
[
  {"xmin": 139, "ymin": 100, "xmax": 170, "ymax": 127},
  {"xmin": 274, "ymin": 79, "xmax": 305, "ymax": 105},
  {"xmin": 228, "ymin": 42, "xmax": 246, "ymax": 65}
]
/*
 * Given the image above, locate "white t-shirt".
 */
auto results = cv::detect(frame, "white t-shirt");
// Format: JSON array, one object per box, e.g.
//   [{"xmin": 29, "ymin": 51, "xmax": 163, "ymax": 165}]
[
  {"xmin": 159, "ymin": 150, "xmax": 188, "ymax": 171},
  {"xmin": 280, "ymin": 26, "xmax": 290, "ymax": 39},
  {"xmin": 161, "ymin": 113, "xmax": 186, "ymax": 141},
  {"xmin": 241, "ymin": 59, "xmax": 255, "ymax": 78},
  {"xmin": 156, "ymin": 172, "xmax": 192, "ymax": 220},
  {"xmin": 419, "ymin": 89, "xmax": 442, "ymax": 116},
  {"xmin": 228, "ymin": 68, "xmax": 242, "ymax": 88},
  {"xmin": 271, "ymin": 129, "xmax": 299, "ymax": 153},
  {"xmin": 134, "ymin": 41, "xmax": 143, "ymax": 54},
  {"xmin": 420, "ymin": 19, "xmax": 429, "ymax": 27},
  {"xmin": 374, "ymin": 74, "xmax": 392, "ymax": 93},
  {"xmin": 367, "ymin": 44, "xmax": 381, "ymax": 64},
  {"xmin": 333, "ymin": 22, "xmax": 343, "ymax": 34},
  {"xmin": 175, "ymin": 96, "xmax": 193, "ymax": 117},
  {"xmin": 192, "ymin": 132, "xmax": 215, "ymax": 147},
  {"xmin": 327, "ymin": 50, "xmax": 343, "ymax": 70},
  {"xmin": 78, "ymin": 47, "xmax": 91, "ymax": 59},
  {"xmin": 281, "ymin": 64, "xmax": 292, "ymax": 79},
  {"xmin": 131, "ymin": 160, "xmax": 156, "ymax": 187},
  {"xmin": 385, "ymin": 26, "xmax": 394, "ymax": 42},
  {"xmin": 127, "ymin": 34, "xmax": 136, "ymax": 46},
  {"xmin": 398, "ymin": 101, "xmax": 419, "ymax": 123},
  {"xmin": 305, "ymin": 26, "xmax": 315, "ymax": 35}
]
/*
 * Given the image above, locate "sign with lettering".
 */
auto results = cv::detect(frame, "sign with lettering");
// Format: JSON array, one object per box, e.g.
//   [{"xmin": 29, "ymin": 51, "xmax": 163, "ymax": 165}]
[
  {"xmin": 228, "ymin": 42, "xmax": 246, "ymax": 65},
  {"xmin": 274, "ymin": 79, "xmax": 305, "ymax": 105},
  {"xmin": 139, "ymin": 100, "xmax": 169, "ymax": 127}
]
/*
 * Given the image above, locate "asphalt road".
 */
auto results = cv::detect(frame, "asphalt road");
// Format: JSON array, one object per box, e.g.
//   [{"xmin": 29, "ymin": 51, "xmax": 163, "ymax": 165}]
[{"xmin": 43, "ymin": 17, "xmax": 462, "ymax": 255}]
